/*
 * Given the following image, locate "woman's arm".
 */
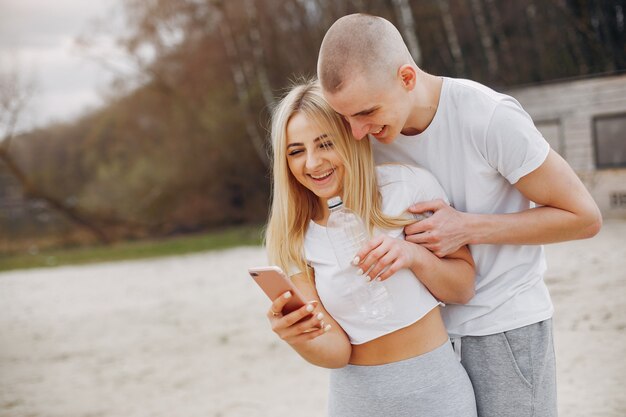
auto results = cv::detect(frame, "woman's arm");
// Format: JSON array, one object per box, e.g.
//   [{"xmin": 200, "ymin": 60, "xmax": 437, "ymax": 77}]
[
  {"xmin": 268, "ymin": 271, "xmax": 352, "ymax": 368},
  {"xmin": 406, "ymin": 244, "xmax": 475, "ymax": 304},
  {"xmin": 354, "ymin": 236, "xmax": 475, "ymax": 304}
]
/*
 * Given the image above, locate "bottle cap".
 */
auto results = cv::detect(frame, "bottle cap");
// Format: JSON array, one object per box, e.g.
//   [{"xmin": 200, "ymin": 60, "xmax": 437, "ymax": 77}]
[{"xmin": 327, "ymin": 196, "xmax": 343, "ymax": 209}]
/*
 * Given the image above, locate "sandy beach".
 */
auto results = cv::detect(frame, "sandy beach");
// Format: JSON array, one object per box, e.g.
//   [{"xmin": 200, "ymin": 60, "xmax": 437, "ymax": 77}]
[{"xmin": 1, "ymin": 220, "xmax": 625, "ymax": 417}]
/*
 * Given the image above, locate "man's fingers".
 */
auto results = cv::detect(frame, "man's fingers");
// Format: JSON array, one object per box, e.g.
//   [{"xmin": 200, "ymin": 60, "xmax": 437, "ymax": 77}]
[
  {"xmin": 404, "ymin": 229, "xmax": 436, "ymax": 245},
  {"xmin": 408, "ymin": 199, "xmax": 446, "ymax": 214},
  {"xmin": 406, "ymin": 239, "xmax": 438, "ymax": 253},
  {"xmin": 404, "ymin": 218, "xmax": 431, "ymax": 236}
]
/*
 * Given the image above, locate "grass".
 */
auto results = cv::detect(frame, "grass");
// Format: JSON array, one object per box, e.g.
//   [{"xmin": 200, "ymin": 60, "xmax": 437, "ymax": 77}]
[{"xmin": 0, "ymin": 224, "xmax": 264, "ymax": 273}]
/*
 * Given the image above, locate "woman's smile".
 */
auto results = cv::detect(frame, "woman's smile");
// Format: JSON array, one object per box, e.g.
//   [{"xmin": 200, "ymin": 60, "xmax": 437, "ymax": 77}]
[
  {"xmin": 309, "ymin": 168, "xmax": 335, "ymax": 183},
  {"xmin": 286, "ymin": 112, "xmax": 345, "ymax": 200}
]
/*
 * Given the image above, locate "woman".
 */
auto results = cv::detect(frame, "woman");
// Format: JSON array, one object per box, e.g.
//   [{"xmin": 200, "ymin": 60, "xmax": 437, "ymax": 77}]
[{"xmin": 264, "ymin": 79, "xmax": 477, "ymax": 417}]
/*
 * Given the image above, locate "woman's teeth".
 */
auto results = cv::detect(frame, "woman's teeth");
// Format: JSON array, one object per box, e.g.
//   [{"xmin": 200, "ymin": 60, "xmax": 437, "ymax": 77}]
[
  {"xmin": 311, "ymin": 170, "xmax": 333, "ymax": 180},
  {"xmin": 373, "ymin": 126, "xmax": 384, "ymax": 134}
]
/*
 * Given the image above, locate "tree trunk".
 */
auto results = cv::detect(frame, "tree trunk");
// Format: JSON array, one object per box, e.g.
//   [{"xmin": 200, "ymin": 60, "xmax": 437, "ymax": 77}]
[
  {"xmin": 484, "ymin": 0, "xmax": 515, "ymax": 81},
  {"xmin": 391, "ymin": 0, "xmax": 422, "ymax": 65},
  {"xmin": 525, "ymin": 1, "xmax": 544, "ymax": 80},
  {"xmin": 469, "ymin": 0, "xmax": 499, "ymax": 78},
  {"xmin": 436, "ymin": 0, "xmax": 465, "ymax": 76},
  {"xmin": 217, "ymin": 7, "xmax": 269, "ymax": 167},
  {"xmin": 244, "ymin": 0, "xmax": 275, "ymax": 109}
]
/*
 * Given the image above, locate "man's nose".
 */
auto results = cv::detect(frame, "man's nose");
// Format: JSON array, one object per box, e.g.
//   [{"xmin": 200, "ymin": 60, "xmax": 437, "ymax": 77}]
[{"xmin": 349, "ymin": 119, "xmax": 369, "ymax": 140}]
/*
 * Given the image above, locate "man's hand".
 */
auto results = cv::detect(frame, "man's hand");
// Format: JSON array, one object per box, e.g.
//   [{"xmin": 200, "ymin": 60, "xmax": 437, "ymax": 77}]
[{"xmin": 405, "ymin": 199, "xmax": 469, "ymax": 257}]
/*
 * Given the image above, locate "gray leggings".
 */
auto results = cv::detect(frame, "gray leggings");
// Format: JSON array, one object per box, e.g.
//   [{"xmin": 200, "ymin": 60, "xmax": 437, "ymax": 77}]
[{"xmin": 328, "ymin": 340, "xmax": 477, "ymax": 417}]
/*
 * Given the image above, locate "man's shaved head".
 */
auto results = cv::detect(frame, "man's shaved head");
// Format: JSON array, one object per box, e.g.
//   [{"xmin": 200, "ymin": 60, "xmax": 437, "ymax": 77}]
[{"xmin": 317, "ymin": 14, "xmax": 414, "ymax": 94}]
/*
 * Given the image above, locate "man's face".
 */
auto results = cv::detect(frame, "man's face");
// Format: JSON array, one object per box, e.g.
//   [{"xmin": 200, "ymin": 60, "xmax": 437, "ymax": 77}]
[{"xmin": 323, "ymin": 75, "xmax": 410, "ymax": 144}]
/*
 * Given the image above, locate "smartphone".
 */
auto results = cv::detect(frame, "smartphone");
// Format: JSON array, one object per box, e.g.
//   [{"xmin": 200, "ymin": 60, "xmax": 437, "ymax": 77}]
[{"xmin": 248, "ymin": 266, "xmax": 308, "ymax": 315}]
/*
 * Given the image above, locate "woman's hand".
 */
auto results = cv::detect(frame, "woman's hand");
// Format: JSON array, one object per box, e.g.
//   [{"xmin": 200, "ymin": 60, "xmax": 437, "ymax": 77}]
[
  {"xmin": 353, "ymin": 235, "xmax": 428, "ymax": 281},
  {"xmin": 268, "ymin": 292, "xmax": 330, "ymax": 346}
]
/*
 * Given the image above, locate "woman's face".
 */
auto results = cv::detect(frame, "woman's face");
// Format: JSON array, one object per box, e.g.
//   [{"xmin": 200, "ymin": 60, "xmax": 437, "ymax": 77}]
[{"xmin": 285, "ymin": 112, "xmax": 345, "ymax": 206}]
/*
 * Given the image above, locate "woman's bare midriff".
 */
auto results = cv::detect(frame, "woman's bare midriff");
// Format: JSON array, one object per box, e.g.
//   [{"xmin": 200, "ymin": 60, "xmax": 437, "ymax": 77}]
[{"xmin": 348, "ymin": 306, "xmax": 449, "ymax": 366}]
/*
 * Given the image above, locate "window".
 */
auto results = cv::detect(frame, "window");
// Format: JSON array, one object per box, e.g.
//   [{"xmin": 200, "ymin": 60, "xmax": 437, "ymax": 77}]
[
  {"xmin": 594, "ymin": 113, "xmax": 626, "ymax": 169},
  {"xmin": 535, "ymin": 120, "xmax": 563, "ymax": 156}
]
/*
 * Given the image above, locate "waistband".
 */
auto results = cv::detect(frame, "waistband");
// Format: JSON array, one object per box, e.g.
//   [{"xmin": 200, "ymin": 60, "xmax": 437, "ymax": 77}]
[{"xmin": 330, "ymin": 340, "xmax": 462, "ymax": 395}]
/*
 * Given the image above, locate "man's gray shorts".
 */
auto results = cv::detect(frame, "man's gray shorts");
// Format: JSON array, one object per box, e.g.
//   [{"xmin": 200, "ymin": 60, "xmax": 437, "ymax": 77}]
[{"xmin": 456, "ymin": 319, "xmax": 557, "ymax": 417}]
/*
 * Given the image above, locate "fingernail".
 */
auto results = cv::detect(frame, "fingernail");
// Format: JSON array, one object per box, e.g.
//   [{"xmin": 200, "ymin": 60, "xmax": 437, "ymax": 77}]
[
  {"xmin": 324, "ymin": 324, "xmax": 332, "ymax": 332},
  {"xmin": 356, "ymin": 268, "xmax": 363, "ymax": 275},
  {"xmin": 316, "ymin": 312, "xmax": 324, "ymax": 320},
  {"xmin": 283, "ymin": 292, "xmax": 292, "ymax": 299},
  {"xmin": 306, "ymin": 304, "xmax": 314, "ymax": 312},
  {"xmin": 352, "ymin": 256, "xmax": 360, "ymax": 265},
  {"xmin": 375, "ymin": 277, "xmax": 382, "ymax": 282},
  {"xmin": 365, "ymin": 275, "xmax": 372, "ymax": 282}
]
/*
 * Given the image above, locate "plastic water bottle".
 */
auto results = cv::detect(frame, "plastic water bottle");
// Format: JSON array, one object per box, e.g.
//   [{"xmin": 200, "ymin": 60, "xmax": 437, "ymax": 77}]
[{"xmin": 326, "ymin": 196, "xmax": 393, "ymax": 321}]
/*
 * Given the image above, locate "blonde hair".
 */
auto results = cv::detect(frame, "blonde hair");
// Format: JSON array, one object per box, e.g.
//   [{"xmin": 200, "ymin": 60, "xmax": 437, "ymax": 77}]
[{"xmin": 265, "ymin": 78, "xmax": 412, "ymax": 276}]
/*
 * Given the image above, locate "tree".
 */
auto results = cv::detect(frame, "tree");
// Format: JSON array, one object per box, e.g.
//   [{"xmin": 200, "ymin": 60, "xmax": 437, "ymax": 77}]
[{"xmin": 0, "ymin": 65, "xmax": 112, "ymax": 243}]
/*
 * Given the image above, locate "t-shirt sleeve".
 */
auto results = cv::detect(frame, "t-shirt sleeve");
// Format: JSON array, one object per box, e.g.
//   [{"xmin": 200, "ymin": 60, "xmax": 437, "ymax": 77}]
[
  {"xmin": 484, "ymin": 98, "xmax": 550, "ymax": 184},
  {"xmin": 403, "ymin": 165, "xmax": 450, "ymax": 206}
]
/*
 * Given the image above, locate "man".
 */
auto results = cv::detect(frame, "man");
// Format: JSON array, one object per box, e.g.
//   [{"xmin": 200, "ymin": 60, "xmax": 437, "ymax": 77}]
[{"xmin": 317, "ymin": 13, "xmax": 601, "ymax": 417}]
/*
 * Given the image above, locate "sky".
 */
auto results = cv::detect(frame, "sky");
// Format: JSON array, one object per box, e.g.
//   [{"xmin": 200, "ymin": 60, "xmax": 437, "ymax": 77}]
[{"xmin": 0, "ymin": 0, "xmax": 128, "ymax": 132}]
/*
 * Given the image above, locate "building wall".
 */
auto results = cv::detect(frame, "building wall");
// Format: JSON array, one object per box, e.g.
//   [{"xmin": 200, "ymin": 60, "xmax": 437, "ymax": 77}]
[{"xmin": 507, "ymin": 74, "xmax": 626, "ymax": 219}]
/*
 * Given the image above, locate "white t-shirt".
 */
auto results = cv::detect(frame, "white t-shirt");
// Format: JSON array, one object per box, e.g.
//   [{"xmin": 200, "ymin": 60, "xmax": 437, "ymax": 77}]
[
  {"xmin": 371, "ymin": 77, "xmax": 553, "ymax": 337},
  {"xmin": 303, "ymin": 165, "xmax": 445, "ymax": 345}
]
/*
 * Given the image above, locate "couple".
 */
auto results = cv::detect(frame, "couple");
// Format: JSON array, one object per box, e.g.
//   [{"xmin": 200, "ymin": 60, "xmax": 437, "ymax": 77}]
[{"xmin": 263, "ymin": 14, "xmax": 601, "ymax": 417}]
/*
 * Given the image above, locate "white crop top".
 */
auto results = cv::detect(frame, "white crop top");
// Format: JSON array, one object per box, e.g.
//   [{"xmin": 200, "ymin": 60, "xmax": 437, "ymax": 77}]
[{"xmin": 303, "ymin": 165, "xmax": 449, "ymax": 344}]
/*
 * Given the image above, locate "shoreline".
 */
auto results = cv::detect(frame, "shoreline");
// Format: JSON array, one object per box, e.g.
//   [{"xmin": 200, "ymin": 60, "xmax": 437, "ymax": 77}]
[{"xmin": 1, "ymin": 220, "xmax": 624, "ymax": 416}]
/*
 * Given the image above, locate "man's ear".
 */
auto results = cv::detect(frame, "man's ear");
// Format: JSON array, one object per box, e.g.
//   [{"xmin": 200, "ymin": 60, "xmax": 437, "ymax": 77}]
[{"xmin": 398, "ymin": 65, "xmax": 417, "ymax": 91}]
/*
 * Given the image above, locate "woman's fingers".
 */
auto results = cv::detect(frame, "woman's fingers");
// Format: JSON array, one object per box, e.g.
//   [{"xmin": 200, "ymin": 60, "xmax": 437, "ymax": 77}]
[
  {"xmin": 357, "ymin": 237, "xmax": 417, "ymax": 281},
  {"xmin": 286, "ymin": 325, "xmax": 330, "ymax": 345},
  {"xmin": 267, "ymin": 291, "xmax": 293, "ymax": 319},
  {"xmin": 282, "ymin": 302, "xmax": 316, "ymax": 327},
  {"xmin": 367, "ymin": 250, "xmax": 397, "ymax": 281},
  {"xmin": 359, "ymin": 237, "xmax": 394, "ymax": 280},
  {"xmin": 353, "ymin": 235, "xmax": 385, "ymax": 267},
  {"xmin": 377, "ymin": 259, "xmax": 402, "ymax": 281},
  {"xmin": 285, "ymin": 311, "xmax": 331, "ymax": 344},
  {"xmin": 272, "ymin": 301, "xmax": 325, "ymax": 340}
]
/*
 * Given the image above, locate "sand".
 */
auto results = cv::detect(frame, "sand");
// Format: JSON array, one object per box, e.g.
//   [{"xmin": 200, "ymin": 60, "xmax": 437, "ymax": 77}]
[{"xmin": 0, "ymin": 220, "xmax": 625, "ymax": 417}]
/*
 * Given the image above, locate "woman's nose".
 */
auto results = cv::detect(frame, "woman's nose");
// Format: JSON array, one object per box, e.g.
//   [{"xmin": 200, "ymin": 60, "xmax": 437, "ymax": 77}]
[{"xmin": 305, "ymin": 151, "xmax": 323, "ymax": 169}]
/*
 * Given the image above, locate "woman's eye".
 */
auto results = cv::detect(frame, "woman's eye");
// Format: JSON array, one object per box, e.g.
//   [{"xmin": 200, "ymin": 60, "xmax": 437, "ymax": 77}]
[
  {"xmin": 288, "ymin": 149, "xmax": 303, "ymax": 156},
  {"xmin": 320, "ymin": 141, "xmax": 334, "ymax": 149}
]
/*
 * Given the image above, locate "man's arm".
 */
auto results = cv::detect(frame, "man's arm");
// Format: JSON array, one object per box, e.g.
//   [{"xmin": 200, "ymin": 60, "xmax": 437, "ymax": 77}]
[{"xmin": 405, "ymin": 149, "xmax": 602, "ymax": 257}]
